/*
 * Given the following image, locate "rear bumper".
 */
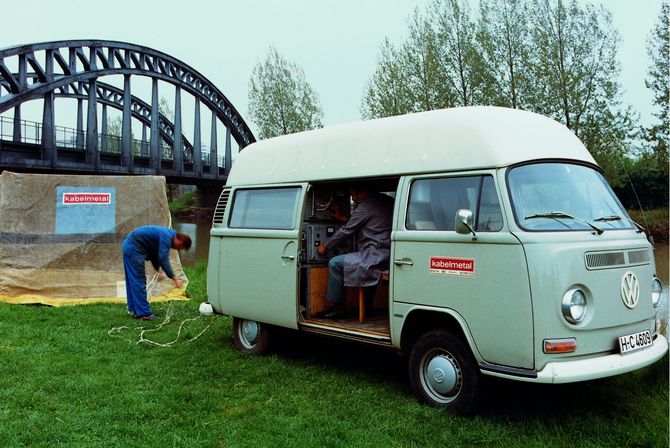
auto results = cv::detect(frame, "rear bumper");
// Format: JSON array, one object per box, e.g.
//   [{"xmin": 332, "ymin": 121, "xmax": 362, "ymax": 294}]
[{"xmin": 481, "ymin": 335, "xmax": 668, "ymax": 384}]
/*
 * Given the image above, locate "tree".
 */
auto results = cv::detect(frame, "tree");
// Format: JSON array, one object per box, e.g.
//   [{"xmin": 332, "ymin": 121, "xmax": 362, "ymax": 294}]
[
  {"xmin": 431, "ymin": 0, "xmax": 484, "ymax": 106},
  {"xmin": 359, "ymin": 0, "xmax": 639, "ymax": 195},
  {"xmin": 478, "ymin": 0, "xmax": 534, "ymax": 108},
  {"xmin": 360, "ymin": 0, "xmax": 473, "ymax": 118},
  {"xmin": 529, "ymin": 0, "xmax": 623, "ymax": 133},
  {"xmin": 528, "ymin": 0, "xmax": 638, "ymax": 192},
  {"xmin": 642, "ymin": 2, "xmax": 669, "ymax": 177},
  {"xmin": 360, "ymin": 39, "xmax": 414, "ymax": 119},
  {"xmin": 403, "ymin": 8, "xmax": 454, "ymax": 111},
  {"xmin": 248, "ymin": 46, "xmax": 323, "ymax": 139},
  {"xmin": 576, "ymin": 102, "xmax": 637, "ymax": 189}
]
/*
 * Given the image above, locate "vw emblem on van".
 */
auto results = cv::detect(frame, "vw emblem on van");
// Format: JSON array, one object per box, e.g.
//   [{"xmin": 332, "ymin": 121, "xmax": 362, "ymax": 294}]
[{"xmin": 621, "ymin": 271, "xmax": 640, "ymax": 309}]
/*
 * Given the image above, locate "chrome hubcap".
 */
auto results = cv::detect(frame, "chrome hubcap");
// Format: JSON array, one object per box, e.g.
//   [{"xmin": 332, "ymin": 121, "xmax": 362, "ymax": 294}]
[
  {"xmin": 239, "ymin": 320, "xmax": 259, "ymax": 347},
  {"xmin": 421, "ymin": 348, "xmax": 462, "ymax": 403}
]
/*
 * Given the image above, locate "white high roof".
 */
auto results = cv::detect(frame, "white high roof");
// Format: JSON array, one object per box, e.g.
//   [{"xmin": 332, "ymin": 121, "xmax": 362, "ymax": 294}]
[{"xmin": 227, "ymin": 106, "xmax": 596, "ymax": 186}]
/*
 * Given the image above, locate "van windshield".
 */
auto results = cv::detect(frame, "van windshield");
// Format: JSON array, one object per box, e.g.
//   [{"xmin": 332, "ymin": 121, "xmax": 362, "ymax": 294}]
[{"xmin": 507, "ymin": 163, "xmax": 636, "ymax": 232}]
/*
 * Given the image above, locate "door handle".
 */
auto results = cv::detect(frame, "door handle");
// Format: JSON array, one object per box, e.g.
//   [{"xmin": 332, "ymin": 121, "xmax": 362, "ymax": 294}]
[
  {"xmin": 282, "ymin": 254, "xmax": 295, "ymax": 260},
  {"xmin": 394, "ymin": 259, "xmax": 413, "ymax": 266}
]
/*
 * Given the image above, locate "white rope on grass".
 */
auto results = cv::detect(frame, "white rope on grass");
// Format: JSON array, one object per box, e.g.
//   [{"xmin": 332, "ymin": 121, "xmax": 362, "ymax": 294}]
[
  {"xmin": 108, "ymin": 300, "xmax": 217, "ymax": 347},
  {"xmin": 137, "ymin": 314, "xmax": 217, "ymax": 347}
]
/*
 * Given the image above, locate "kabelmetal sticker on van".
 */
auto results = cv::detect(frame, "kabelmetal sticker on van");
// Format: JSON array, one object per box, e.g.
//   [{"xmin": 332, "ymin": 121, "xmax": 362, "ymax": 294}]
[{"xmin": 429, "ymin": 257, "xmax": 475, "ymax": 277}]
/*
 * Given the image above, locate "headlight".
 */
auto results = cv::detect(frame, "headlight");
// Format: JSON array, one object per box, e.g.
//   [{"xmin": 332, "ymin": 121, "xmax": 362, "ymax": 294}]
[
  {"xmin": 562, "ymin": 288, "xmax": 587, "ymax": 324},
  {"xmin": 651, "ymin": 278, "xmax": 663, "ymax": 307}
]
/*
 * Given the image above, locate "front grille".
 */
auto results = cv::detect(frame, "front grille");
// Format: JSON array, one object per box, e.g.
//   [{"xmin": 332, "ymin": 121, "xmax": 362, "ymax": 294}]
[
  {"xmin": 585, "ymin": 248, "xmax": 651, "ymax": 270},
  {"xmin": 585, "ymin": 252, "xmax": 625, "ymax": 269},
  {"xmin": 628, "ymin": 249, "xmax": 651, "ymax": 264}
]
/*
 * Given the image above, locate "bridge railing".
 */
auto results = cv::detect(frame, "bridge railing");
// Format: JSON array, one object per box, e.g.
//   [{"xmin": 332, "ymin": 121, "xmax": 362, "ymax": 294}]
[
  {"xmin": 0, "ymin": 116, "xmax": 41, "ymax": 145},
  {"xmin": 1, "ymin": 116, "xmax": 225, "ymax": 166}
]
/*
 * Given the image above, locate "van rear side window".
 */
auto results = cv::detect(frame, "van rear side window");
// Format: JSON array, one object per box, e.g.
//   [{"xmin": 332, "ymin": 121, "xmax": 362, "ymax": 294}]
[
  {"xmin": 406, "ymin": 175, "xmax": 503, "ymax": 231},
  {"xmin": 229, "ymin": 187, "xmax": 301, "ymax": 230}
]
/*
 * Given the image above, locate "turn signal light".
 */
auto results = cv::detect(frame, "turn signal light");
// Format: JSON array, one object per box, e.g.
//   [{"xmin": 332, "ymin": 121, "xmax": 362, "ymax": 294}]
[{"xmin": 544, "ymin": 338, "xmax": 577, "ymax": 354}]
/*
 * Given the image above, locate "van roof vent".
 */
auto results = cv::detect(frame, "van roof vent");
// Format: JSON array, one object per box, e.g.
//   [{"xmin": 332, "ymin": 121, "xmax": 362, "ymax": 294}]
[
  {"xmin": 585, "ymin": 252, "xmax": 625, "ymax": 269},
  {"xmin": 213, "ymin": 188, "xmax": 231, "ymax": 225}
]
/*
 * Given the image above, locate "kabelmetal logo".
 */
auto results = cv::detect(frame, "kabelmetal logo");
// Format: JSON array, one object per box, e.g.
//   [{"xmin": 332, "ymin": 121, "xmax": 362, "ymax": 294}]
[
  {"xmin": 63, "ymin": 193, "xmax": 111, "ymax": 204},
  {"xmin": 429, "ymin": 256, "xmax": 475, "ymax": 277}
]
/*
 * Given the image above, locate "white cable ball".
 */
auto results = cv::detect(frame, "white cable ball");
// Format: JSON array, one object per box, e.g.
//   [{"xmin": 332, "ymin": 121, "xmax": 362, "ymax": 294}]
[{"xmin": 199, "ymin": 302, "xmax": 214, "ymax": 317}]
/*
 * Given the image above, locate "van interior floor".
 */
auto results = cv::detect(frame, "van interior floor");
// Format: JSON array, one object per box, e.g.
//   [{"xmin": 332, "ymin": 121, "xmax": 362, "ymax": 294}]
[{"xmin": 304, "ymin": 308, "xmax": 390, "ymax": 336}]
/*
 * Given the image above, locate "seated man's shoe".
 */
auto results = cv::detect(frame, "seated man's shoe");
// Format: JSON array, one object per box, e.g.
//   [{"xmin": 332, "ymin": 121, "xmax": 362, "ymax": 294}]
[
  {"xmin": 314, "ymin": 307, "xmax": 334, "ymax": 318},
  {"xmin": 322, "ymin": 308, "xmax": 348, "ymax": 319},
  {"xmin": 140, "ymin": 313, "xmax": 159, "ymax": 321}
]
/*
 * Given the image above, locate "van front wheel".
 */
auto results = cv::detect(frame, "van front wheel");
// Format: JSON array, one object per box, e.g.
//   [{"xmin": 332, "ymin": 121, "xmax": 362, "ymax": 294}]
[
  {"xmin": 232, "ymin": 317, "xmax": 273, "ymax": 355},
  {"xmin": 408, "ymin": 329, "xmax": 483, "ymax": 414}
]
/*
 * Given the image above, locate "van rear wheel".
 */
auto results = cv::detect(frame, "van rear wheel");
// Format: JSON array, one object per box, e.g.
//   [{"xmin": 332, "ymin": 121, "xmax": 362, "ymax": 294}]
[
  {"xmin": 232, "ymin": 317, "xmax": 273, "ymax": 355},
  {"xmin": 408, "ymin": 329, "xmax": 483, "ymax": 415}
]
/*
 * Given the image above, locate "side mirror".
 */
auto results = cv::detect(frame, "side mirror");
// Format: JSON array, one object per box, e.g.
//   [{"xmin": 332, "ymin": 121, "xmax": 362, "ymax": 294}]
[{"xmin": 455, "ymin": 209, "xmax": 478, "ymax": 241}]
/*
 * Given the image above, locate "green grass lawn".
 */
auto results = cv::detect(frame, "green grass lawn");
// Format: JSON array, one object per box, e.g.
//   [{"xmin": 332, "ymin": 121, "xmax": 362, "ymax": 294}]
[{"xmin": 0, "ymin": 263, "xmax": 667, "ymax": 447}]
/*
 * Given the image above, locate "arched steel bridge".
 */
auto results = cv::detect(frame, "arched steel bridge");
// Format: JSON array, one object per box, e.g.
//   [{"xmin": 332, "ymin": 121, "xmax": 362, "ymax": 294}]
[{"xmin": 0, "ymin": 40, "xmax": 256, "ymax": 185}]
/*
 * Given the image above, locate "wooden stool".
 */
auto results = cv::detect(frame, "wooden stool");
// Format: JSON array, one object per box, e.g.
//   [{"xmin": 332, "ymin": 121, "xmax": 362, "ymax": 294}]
[{"xmin": 358, "ymin": 273, "xmax": 389, "ymax": 323}]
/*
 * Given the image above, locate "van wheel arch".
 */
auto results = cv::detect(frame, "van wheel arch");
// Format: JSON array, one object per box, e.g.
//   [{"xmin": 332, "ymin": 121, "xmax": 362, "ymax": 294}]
[{"xmin": 399, "ymin": 310, "xmax": 472, "ymax": 356}]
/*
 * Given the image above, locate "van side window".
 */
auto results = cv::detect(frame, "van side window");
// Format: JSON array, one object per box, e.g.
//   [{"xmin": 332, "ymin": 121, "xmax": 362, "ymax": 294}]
[
  {"xmin": 229, "ymin": 187, "xmax": 301, "ymax": 230},
  {"xmin": 406, "ymin": 175, "xmax": 503, "ymax": 231}
]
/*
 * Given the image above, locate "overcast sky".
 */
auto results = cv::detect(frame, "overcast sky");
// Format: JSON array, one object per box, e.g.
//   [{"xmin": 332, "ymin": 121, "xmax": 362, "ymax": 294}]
[{"xmin": 0, "ymin": 0, "xmax": 665, "ymax": 138}]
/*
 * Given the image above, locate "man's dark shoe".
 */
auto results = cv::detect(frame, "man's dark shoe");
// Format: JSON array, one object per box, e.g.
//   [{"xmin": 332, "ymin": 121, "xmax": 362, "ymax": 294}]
[
  {"xmin": 140, "ymin": 313, "xmax": 159, "ymax": 321},
  {"xmin": 314, "ymin": 307, "xmax": 333, "ymax": 318},
  {"xmin": 322, "ymin": 309, "xmax": 348, "ymax": 319},
  {"xmin": 132, "ymin": 312, "xmax": 141, "ymax": 319}
]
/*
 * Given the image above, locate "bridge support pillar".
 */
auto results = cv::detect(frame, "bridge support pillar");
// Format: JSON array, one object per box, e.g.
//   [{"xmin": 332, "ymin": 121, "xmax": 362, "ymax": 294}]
[
  {"xmin": 193, "ymin": 98, "xmax": 202, "ymax": 177},
  {"xmin": 150, "ymin": 78, "xmax": 160, "ymax": 172},
  {"xmin": 86, "ymin": 78, "xmax": 99, "ymax": 169},
  {"xmin": 13, "ymin": 105, "xmax": 21, "ymax": 142},
  {"xmin": 210, "ymin": 112, "xmax": 218, "ymax": 179},
  {"xmin": 196, "ymin": 184, "xmax": 222, "ymax": 211},
  {"xmin": 122, "ymin": 74, "xmax": 133, "ymax": 171},
  {"xmin": 174, "ymin": 87, "xmax": 183, "ymax": 175},
  {"xmin": 224, "ymin": 127, "xmax": 232, "ymax": 176},
  {"xmin": 41, "ymin": 91, "xmax": 56, "ymax": 167}
]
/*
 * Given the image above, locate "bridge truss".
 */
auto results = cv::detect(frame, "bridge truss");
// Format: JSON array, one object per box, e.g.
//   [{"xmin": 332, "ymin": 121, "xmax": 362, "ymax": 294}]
[{"xmin": 0, "ymin": 40, "xmax": 256, "ymax": 183}]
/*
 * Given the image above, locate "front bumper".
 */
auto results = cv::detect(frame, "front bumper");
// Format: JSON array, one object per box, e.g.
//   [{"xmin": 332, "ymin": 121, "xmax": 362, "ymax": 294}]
[
  {"xmin": 537, "ymin": 335, "xmax": 668, "ymax": 384},
  {"xmin": 481, "ymin": 335, "xmax": 668, "ymax": 384}
]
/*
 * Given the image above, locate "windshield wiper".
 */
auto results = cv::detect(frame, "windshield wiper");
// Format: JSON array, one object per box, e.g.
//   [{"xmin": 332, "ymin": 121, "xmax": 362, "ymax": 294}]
[
  {"xmin": 525, "ymin": 211, "xmax": 604, "ymax": 235},
  {"xmin": 594, "ymin": 214, "xmax": 645, "ymax": 233}
]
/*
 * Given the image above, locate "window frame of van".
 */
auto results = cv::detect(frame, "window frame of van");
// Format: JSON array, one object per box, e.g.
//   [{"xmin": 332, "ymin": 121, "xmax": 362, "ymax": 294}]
[
  {"xmin": 404, "ymin": 173, "xmax": 504, "ymax": 232},
  {"xmin": 227, "ymin": 186, "xmax": 303, "ymax": 230},
  {"xmin": 505, "ymin": 160, "xmax": 636, "ymax": 233}
]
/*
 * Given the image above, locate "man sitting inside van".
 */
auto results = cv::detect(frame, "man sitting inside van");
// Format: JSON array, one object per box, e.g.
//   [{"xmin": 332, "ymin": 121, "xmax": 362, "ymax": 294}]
[{"xmin": 316, "ymin": 184, "xmax": 394, "ymax": 319}]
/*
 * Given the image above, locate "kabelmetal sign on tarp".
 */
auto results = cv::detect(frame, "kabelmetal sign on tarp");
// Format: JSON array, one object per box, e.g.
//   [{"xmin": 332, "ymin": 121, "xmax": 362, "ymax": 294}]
[{"xmin": 0, "ymin": 172, "xmax": 188, "ymax": 306}]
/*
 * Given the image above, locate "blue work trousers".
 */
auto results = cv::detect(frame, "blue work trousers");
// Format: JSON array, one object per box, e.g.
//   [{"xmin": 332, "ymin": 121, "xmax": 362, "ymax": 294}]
[
  {"xmin": 326, "ymin": 255, "xmax": 376, "ymax": 305},
  {"xmin": 122, "ymin": 238, "xmax": 152, "ymax": 316}
]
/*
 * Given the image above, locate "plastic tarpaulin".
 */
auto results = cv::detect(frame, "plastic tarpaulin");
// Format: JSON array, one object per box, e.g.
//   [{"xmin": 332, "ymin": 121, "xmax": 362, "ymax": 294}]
[{"xmin": 0, "ymin": 172, "xmax": 188, "ymax": 306}]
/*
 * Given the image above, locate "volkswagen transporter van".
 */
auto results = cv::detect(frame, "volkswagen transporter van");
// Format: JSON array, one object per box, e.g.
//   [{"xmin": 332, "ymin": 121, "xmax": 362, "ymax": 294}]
[{"xmin": 206, "ymin": 107, "xmax": 667, "ymax": 414}]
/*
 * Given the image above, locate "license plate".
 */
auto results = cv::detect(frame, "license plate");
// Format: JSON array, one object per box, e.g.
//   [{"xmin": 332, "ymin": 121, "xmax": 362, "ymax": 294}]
[{"xmin": 618, "ymin": 330, "xmax": 653, "ymax": 355}]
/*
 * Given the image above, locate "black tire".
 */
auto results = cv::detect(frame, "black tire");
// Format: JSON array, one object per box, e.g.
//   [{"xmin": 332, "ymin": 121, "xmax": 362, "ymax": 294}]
[
  {"xmin": 232, "ymin": 317, "xmax": 273, "ymax": 356},
  {"xmin": 408, "ymin": 328, "xmax": 483, "ymax": 415}
]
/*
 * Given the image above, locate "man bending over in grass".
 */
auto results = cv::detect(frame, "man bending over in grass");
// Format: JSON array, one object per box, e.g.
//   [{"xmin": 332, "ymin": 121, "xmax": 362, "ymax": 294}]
[{"xmin": 122, "ymin": 225, "xmax": 191, "ymax": 320}]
